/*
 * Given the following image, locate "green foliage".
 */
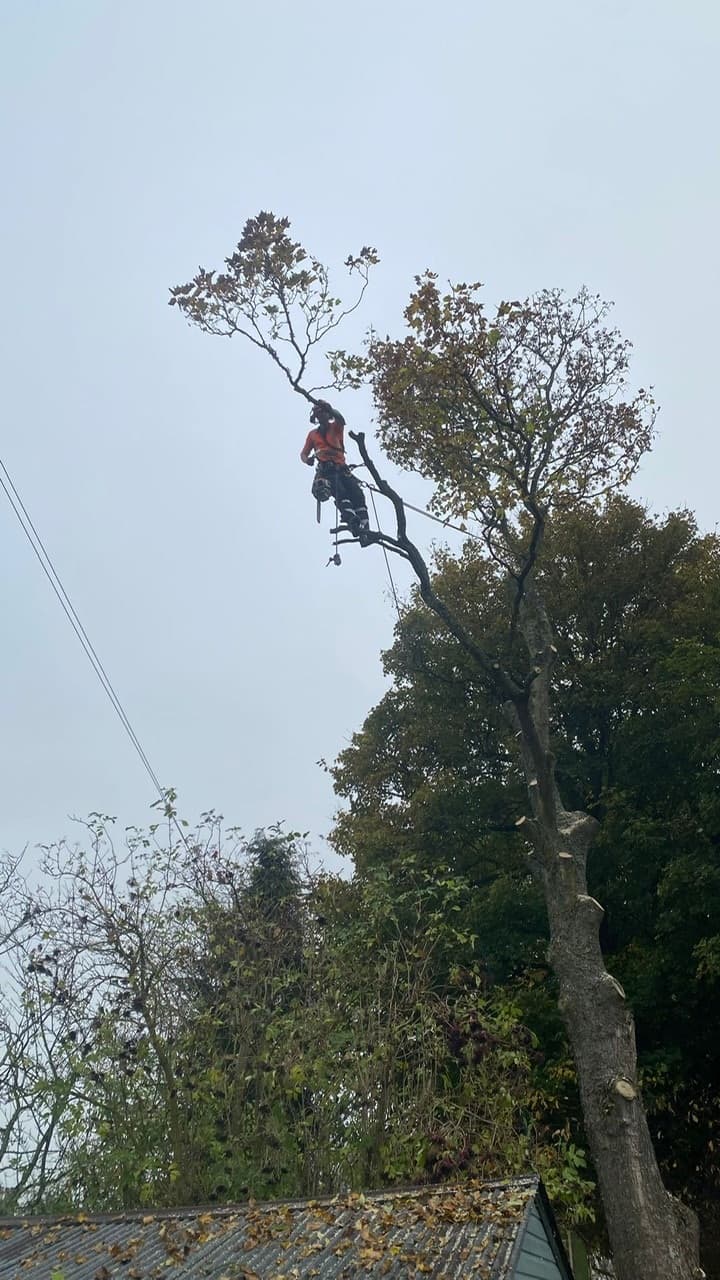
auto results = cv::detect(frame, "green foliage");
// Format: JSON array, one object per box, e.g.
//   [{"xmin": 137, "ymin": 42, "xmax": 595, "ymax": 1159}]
[
  {"xmin": 0, "ymin": 820, "xmax": 595, "ymax": 1222},
  {"xmin": 332, "ymin": 279, "xmax": 655, "ymax": 531},
  {"xmin": 169, "ymin": 212, "xmax": 377, "ymax": 395},
  {"xmin": 331, "ymin": 496, "xmax": 720, "ymax": 1207}
]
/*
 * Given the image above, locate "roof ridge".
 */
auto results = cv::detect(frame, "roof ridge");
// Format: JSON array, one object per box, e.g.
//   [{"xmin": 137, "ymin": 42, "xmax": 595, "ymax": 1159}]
[{"xmin": 0, "ymin": 1175, "xmax": 540, "ymax": 1228}]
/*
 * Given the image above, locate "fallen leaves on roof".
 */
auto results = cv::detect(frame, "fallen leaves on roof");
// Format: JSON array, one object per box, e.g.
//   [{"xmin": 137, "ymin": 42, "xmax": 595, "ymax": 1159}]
[{"xmin": 0, "ymin": 1178, "xmax": 539, "ymax": 1280}]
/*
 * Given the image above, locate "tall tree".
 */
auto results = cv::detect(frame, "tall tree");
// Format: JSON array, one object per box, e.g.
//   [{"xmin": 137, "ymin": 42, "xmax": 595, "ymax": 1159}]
[
  {"xmin": 331, "ymin": 497, "xmax": 720, "ymax": 1243},
  {"xmin": 171, "ymin": 218, "xmax": 703, "ymax": 1278}
]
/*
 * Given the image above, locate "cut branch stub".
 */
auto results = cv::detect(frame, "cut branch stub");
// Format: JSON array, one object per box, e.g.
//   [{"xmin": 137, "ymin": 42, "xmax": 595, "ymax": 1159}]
[
  {"xmin": 613, "ymin": 1077, "xmax": 638, "ymax": 1101},
  {"xmin": 577, "ymin": 893, "xmax": 604, "ymax": 918},
  {"xmin": 603, "ymin": 973, "xmax": 627, "ymax": 1001}
]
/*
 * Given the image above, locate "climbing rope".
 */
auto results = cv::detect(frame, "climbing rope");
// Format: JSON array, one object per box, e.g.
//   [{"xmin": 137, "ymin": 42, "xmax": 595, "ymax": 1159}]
[
  {"xmin": 325, "ymin": 458, "xmax": 483, "ymax": 619},
  {"xmin": 367, "ymin": 485, "xmax": 402, "ymax": 621},
  {"xmin": 359, "ymin": 478, "xmax": 485, "ymax": 546}
]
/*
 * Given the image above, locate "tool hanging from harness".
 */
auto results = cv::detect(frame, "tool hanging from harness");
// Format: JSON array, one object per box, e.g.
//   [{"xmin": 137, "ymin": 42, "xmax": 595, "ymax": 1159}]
[
  {"xmin": 312, "ymin": 472, "xmax": 333, "ymax": 505},
  {"xmin": 301, "ymin": 401, "xmax": 370, "ymax": 562}
]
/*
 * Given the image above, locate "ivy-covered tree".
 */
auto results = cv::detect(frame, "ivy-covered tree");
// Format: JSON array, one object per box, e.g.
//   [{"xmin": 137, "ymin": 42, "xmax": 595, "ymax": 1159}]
[{"xmin": 171, "ymin": 216, "xmax": 704, "ymax": 1278}]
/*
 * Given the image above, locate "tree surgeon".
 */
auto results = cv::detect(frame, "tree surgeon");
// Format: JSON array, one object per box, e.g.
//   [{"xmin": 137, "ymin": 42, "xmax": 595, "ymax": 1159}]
[{"xmin": 301, "ymin": 400, "xmax": 370, "ymax": 542}]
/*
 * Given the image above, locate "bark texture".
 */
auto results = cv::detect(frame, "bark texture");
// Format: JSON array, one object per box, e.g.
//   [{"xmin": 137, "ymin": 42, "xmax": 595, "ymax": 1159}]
[{"xmin": 514, "ymin": 591, "xmax": 702, "ymax": 1280}]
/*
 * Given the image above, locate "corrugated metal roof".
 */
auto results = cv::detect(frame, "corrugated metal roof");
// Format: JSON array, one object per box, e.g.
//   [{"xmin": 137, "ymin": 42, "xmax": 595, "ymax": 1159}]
[{"xmin": 0, "ymin": 1177, "xmax": 544, "ymax": 1279}]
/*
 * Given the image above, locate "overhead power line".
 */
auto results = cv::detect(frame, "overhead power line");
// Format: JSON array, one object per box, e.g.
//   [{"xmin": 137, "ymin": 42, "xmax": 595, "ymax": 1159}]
[
  {"xmin": 1, "ymin": 442, "xmax": 478, "ymax": 846},
  {"xmin": 0, "ymin": 455, "xmax": 185, "ymax": 840}
]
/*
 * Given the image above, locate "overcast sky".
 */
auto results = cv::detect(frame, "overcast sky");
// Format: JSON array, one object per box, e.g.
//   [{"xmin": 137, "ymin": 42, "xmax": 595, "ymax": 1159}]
[{"xmin": 1, "ymin": 0, "xmax": 718, "ymax": 870}]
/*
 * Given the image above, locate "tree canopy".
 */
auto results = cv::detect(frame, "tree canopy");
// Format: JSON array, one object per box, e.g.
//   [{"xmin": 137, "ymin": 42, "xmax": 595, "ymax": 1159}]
[{"xmin": 331, "ymin": 496, "xmax": 720, "ymax": 1217}]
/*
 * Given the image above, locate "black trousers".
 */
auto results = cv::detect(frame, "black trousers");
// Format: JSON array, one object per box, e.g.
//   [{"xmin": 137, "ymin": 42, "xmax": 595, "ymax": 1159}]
[{"xmin": 317, "ymin": 462, "xmax": 368, "ymax": 528}]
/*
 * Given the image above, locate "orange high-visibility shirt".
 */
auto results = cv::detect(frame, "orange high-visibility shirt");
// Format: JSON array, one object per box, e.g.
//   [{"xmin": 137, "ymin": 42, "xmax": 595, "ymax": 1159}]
[{"xmin": 300, "ymin": 421, "xmax": 346, "ymax": 466}]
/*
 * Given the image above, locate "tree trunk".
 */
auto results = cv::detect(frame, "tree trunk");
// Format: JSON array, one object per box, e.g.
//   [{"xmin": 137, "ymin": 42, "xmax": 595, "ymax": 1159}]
[
  {"xmin": 514, "ymin": 593, "xmax": 702, "ymax": 1280},
  {"xmin": 545, "ymin": 812, "xmax": 700, "ymax": 1280}
]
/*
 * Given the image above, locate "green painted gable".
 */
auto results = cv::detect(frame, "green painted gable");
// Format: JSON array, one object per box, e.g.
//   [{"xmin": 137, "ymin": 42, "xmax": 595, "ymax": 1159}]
[{"xmin": 512, "ymin": 1200, "xmax": 573, "ymax": 1280}]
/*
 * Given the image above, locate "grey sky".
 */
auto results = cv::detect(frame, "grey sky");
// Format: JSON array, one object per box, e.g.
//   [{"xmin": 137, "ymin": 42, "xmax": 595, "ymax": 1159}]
[{"xmin": 1, "ymin": 0, "xmax": 718, "ymax": 868}]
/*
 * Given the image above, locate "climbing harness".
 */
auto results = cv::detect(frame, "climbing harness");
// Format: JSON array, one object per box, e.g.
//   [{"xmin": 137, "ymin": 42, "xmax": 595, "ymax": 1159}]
[{"xmin": 314, "ymin": 460, "xmax": 369, "ymax": 568}]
